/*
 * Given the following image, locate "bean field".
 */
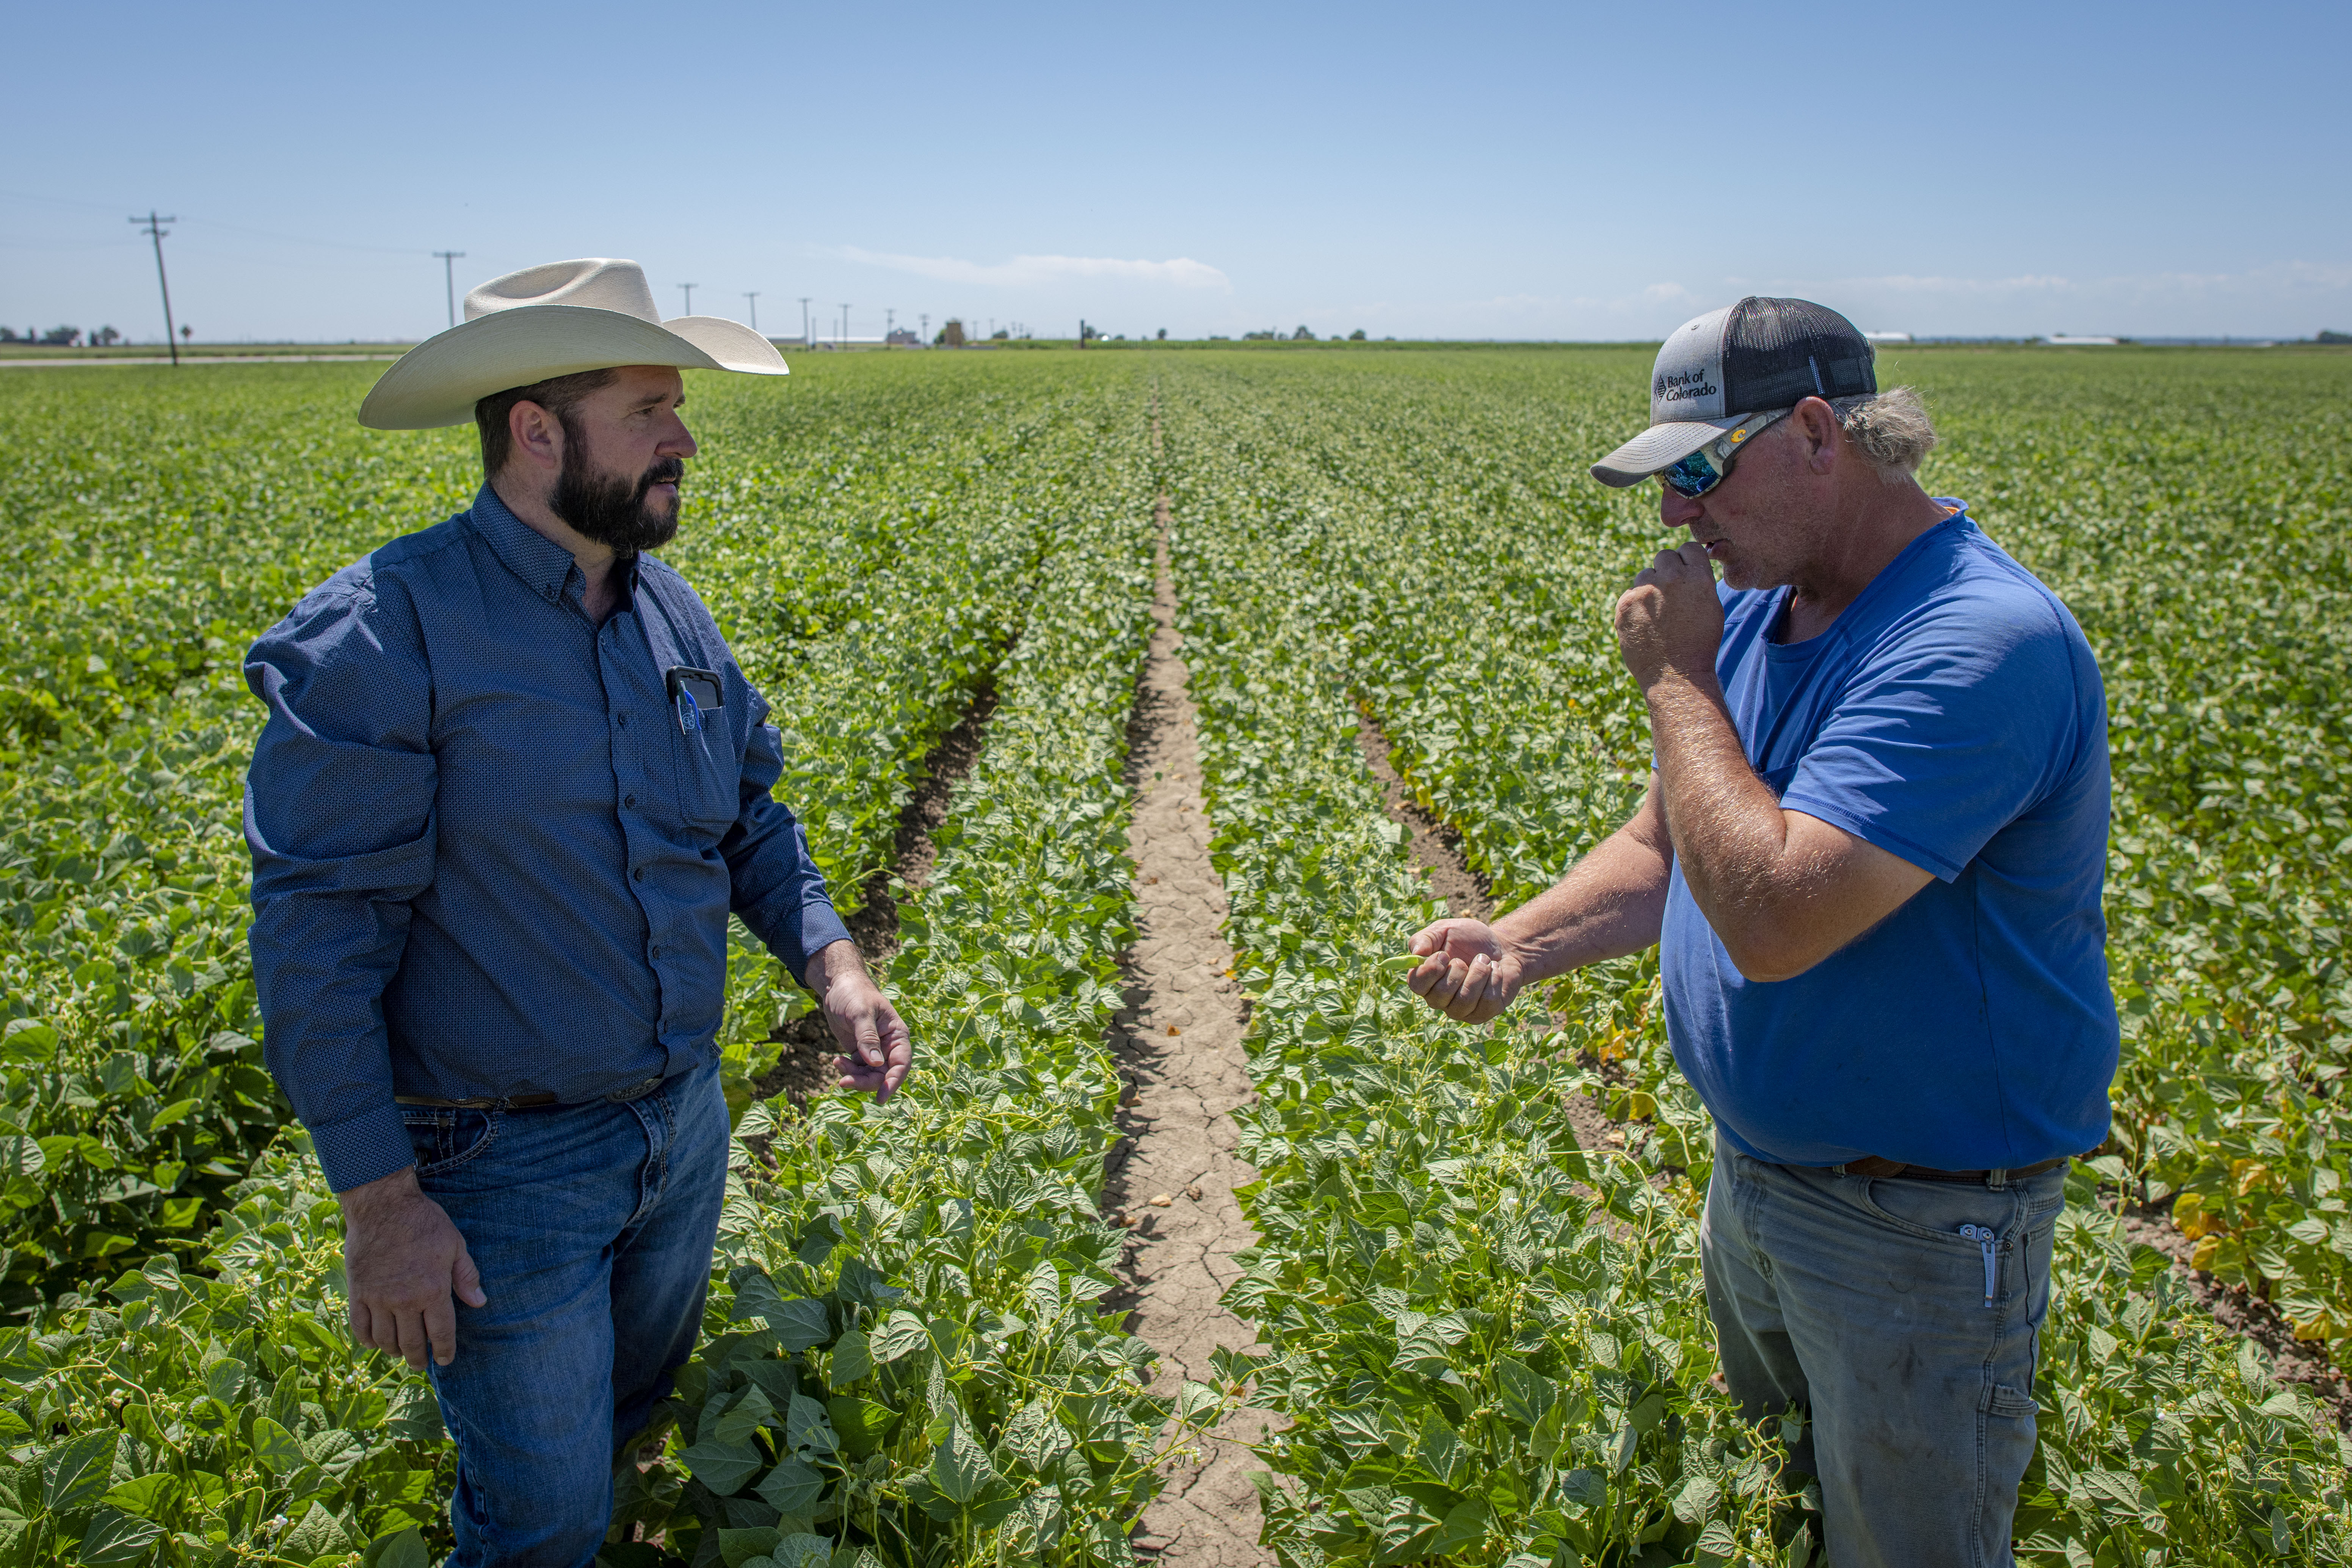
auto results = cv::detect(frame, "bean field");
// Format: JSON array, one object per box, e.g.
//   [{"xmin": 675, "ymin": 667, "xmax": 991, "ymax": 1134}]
[{"xmin": 0, "ymin": 344, "xmax": 2347, "ymax": 1567}]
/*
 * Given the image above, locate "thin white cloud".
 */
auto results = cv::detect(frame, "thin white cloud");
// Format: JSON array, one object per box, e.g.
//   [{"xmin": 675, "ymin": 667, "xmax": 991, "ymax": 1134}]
[{"xmin": 834, "ymin": 246, "xmax": 1231, "ymax": 291}]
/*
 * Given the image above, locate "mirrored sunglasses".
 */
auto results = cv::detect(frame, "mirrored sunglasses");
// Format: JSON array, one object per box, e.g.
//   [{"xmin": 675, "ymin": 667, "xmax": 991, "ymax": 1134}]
[{"xmin": 1657, "ymin": 408, "xmax": 1791, "ymax": 499}]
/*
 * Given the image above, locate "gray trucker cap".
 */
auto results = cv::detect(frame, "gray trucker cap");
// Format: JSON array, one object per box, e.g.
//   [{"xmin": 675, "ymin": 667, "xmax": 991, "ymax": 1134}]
[{"xmin": 1592, "ymin": 296, "xmax": 1877, "ymax": 487}]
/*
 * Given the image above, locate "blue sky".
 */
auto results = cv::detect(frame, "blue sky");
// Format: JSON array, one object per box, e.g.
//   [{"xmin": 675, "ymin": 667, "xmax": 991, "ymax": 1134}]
[{"xmin": 5, "ymin": 0, "xmax": 2347, "ymax": 343}]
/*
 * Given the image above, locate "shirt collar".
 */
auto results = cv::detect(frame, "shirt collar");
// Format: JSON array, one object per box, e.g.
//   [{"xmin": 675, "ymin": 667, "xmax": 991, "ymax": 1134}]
[{"xmin": 467, "ymin": 483, "xmax": 640, "ymax": 611}]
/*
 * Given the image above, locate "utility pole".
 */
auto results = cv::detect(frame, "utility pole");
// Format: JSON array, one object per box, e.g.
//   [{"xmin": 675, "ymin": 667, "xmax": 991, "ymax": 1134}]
[
  {"xmin": 920, "ymin": 313, "xmax": 929, "ymax": 344},
  {"xmin": 840, "ymin": 303, "xmax": 850, "ymax": 346},
  {"xmin": 679, "ymin": 282, "xmax": 697, "ymax": 316},
  {"xmin": 433, "ymin": 250, "xmax": 466, "ymax": 329},
  {"xmin": 798, "ymin": 296, "xmax": 811, "ymax": 346},
  {"xmin": 129, "ymin": 212, "xmax": 180, "ymax": 366},
  {"xmin": 885, "ymin": 307, "xmax": 895, "ymax": 342},
  {"xmin": 743, "ymin": 291, "xmax": 760, "ymax": 331}
]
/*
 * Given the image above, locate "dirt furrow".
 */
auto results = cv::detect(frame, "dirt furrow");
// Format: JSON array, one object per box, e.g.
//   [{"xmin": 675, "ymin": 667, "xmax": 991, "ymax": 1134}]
[
  {"xmin": 754, "ymin": 677, "xmax": 1000, "ymax": 1103},
  {"xmin": 1353, "ymin": 710, "xmax": 1621, "ymax": 1158},
  {"xmin": 1102, "ymin": 501, "xmax": 1277, "ymax": 1568}
]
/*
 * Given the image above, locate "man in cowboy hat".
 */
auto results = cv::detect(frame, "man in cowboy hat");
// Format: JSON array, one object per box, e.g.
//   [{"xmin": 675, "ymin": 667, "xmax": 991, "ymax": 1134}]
[
  {"xmin": 1401, "ymin": 298, "xmax": 2117, "ymax": 1563},
  {"xmin": 243, "ymin": 258, "xmax": 913, "ymax": 1564}
]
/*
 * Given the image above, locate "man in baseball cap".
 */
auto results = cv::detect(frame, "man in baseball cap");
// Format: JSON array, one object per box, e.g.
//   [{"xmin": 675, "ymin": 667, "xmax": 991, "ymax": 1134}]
[
  {"xmin": 1590, "ymin": 295, "xmax": 1878, "ymax": 489},
  {"xmin": 245, "ymin": 259, "xmax": 913, "ymax": 1561},
  {"xmin": 1406, "ymin": 298, "xmax": 2118, "ymax": 1562}
]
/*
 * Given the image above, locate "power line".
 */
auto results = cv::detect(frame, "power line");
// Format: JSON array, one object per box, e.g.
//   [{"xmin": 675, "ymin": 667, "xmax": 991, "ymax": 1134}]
[
  {"xmin": 433, "ymin": 251, "xmax": 466, "ymax": 331},
  {"xmin": 129, "ymin": 212, "xmax": 180, "ymax": 366}
]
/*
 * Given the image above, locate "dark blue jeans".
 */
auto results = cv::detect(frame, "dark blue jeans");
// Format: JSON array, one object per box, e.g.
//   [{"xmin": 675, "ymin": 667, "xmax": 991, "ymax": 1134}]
[{"xmin": 405, "ymin": 1062, "xmax": 727, "ymax": 1568}]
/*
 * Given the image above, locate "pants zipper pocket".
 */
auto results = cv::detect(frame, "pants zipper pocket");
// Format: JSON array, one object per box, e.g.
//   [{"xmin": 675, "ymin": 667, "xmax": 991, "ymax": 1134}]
[{"xmin": 1958, "ymin": 1224, "xmax": 2000, "ymax": 1306}]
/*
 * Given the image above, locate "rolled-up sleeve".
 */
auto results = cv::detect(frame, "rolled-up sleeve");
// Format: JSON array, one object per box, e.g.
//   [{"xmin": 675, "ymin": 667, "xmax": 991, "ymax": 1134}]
[
  {"xmin": 244, "ymin": 578, "xmax": 438, "ymax": 1192},
  {"xmin": 722, "ymin": 685, "xmax": 852, "ymax": 982}
]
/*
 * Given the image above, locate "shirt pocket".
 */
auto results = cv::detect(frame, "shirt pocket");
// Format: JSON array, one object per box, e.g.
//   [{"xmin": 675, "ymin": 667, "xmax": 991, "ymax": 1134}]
[{"xmin": 671, "ymin": 716, "xmax": 742, "ymax": 835}]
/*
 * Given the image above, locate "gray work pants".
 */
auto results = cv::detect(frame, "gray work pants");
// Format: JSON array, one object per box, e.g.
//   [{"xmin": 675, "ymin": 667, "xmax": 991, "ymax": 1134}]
[{"xmin": 1700, "ymin": 1141, "xmax": 2065, "ymax": 1568}]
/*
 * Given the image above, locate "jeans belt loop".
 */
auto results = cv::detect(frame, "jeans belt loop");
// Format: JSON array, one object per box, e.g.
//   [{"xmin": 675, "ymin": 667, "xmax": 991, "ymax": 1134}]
[{"xmin": 1987, "ymin": 1167, "xmax": 2009, "ymax": 1191}]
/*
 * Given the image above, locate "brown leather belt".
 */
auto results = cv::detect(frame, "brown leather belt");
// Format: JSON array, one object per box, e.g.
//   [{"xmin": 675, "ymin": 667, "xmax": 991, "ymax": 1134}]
[{"xmin": 1832, "ymin": 1153, "xmax": 2073, "ymax": 1185}]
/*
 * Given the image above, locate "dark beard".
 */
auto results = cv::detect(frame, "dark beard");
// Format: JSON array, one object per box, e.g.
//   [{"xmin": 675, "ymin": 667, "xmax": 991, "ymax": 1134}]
[{"xmin": 550, "ymin": 443, "xmax": 684, "ymax": 556}]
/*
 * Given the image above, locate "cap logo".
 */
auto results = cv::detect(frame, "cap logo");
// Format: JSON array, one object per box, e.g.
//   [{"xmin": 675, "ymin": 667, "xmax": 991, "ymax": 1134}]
[{"xmin": 1654, "ymin": 368, "xmax": 1719, "ymax": 404}]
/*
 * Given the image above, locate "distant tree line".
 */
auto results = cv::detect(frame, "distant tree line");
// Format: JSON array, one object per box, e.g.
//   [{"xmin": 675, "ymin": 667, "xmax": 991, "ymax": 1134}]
[
  {"xmin": 1237, "ymin": 326, "xmax": 1371, "ymax": 342},
  {"xmin": 0, "ymin": 326, "xmax": 124, "ymax": 346}
]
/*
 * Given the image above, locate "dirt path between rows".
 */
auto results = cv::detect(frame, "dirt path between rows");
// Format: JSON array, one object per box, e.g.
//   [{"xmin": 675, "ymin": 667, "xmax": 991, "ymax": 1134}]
[
  {"xmin": 1101, "ymin": 496, "xmax": 1277, "ymax": 1568},
  {"xmin": 1354, "ymin": 712, "xmax": 1620, "ymax": 1156},
  {"xmin": 755, "ymin": 679, "xmax": 1000, "ymax": 1104}
]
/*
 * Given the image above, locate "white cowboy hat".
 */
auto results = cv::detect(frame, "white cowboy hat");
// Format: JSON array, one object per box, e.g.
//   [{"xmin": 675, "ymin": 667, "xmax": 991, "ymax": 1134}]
[{"xmin": 358, "ymin": 257, "xmax": 787, "ymax": 430}]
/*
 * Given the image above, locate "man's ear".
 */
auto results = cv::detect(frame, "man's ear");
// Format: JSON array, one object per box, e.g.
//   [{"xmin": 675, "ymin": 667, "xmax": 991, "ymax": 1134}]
[
  {"xmin": 1790, "ymin": 396, "xmax": 1842, "ymax": 475},
  {"xmin": 507, "ymin": 399, "xmax": 564, "ymax": 478}
]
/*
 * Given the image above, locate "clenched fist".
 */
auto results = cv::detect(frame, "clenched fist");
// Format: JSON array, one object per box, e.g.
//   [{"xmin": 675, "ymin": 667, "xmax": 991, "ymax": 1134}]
[{"xmin": 1615, "ymin": 542, "xmax": 1725, "ymax": 692}]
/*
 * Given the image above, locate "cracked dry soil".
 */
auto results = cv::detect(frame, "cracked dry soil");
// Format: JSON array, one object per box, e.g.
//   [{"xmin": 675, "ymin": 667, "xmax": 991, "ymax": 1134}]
[{"xmin": 1103, "ymin": 506, "xmax": 1280, "ymax": 1568}]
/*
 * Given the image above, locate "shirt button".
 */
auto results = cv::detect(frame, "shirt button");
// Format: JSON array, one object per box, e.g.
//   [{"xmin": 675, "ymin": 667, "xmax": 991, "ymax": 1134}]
[
  {"xmin": 617, "ymin": 713, "xmax": 629, "ymax": 728},
  {"xmin": 633, "ymin": 867, "xmax": 644, "ymax": 881},
  {"xmin": 624, "ymin": 794, "xmax": 637, "ymax": 808},
  {"xmin": 650, "ymin": 944, "xmax": 662, "ymax": 958}
]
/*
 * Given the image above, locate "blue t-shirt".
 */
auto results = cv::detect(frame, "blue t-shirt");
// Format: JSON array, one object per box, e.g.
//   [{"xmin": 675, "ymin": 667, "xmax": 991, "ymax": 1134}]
[{"xmin": 1660, "ymin": 505, "xmax": 2118, "ymax": 1170}]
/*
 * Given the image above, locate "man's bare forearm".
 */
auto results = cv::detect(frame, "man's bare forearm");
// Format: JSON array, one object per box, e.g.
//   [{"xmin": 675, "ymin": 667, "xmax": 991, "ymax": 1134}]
[
  {"xmin": 1643, "ymin": 671, "xmax": 1935, "ymax": 982},
  {"xmin": 1645, "ymin": 671, "xmax": 1797, "ymax": 936},
  {"xmin": 1495, "ymin": 800, "xmax": 1674, "ymax": 984}
]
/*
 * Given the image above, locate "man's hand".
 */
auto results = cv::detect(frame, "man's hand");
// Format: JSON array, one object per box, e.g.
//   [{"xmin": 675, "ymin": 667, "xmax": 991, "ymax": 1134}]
[
  {"xmin": 1404, "ymin": 918, "xmax": 1527, "ymax": 1024},
  {"xmin": 1615, "ymin": 542, "xmax": 1725, "ymax": 692},
  {"xmin": 339, "ymin": 1167, "xmax": 485, "ymax": 1369},
  {"xmin": 809, "ymin": 940, "xmax": 914, "ymax": 1102}
]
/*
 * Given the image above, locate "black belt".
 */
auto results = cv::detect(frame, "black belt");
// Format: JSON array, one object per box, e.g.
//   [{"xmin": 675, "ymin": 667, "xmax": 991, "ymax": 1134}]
[
  {"xmin": 393, "ymin": 1076, "xmax": 666, "ymax": 1110},
  {"xmin": 1830, "ymin": 1154, "xmax": 2074, "ymax": 1185}
]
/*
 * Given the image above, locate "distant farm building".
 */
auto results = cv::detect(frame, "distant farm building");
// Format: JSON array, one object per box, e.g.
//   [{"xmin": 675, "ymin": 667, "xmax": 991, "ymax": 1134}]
[
  {"xmin": 2045, "ymin": 334, "xmax": 2121, "ymax": 346},
  {"xmin": 1864, "ymin": 331, "xmax": 1912, "ymax": 344}
]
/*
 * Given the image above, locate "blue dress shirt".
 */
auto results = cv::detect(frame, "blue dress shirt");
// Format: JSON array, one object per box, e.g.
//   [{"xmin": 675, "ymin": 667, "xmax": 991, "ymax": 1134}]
[{"xmin": 243, "ymin": 485, "xmax": 852, "ymax": 1192}]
